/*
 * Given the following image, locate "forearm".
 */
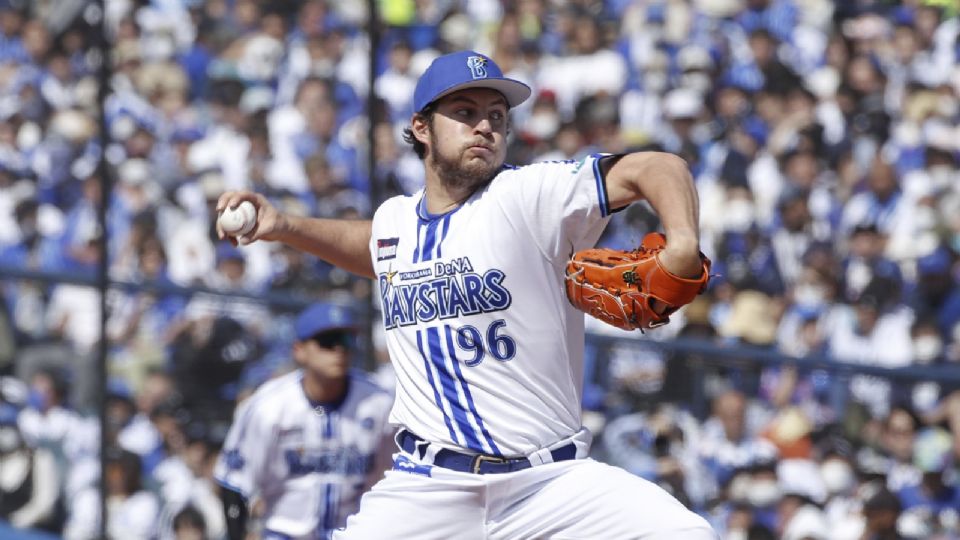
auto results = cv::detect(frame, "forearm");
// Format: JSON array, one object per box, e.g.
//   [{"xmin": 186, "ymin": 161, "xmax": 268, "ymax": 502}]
[
  {"xmin": 606, "ymin": 152, "xmax": 703, "ymax": 277},
  {"xmin": 279, "ymin": 217, "xmax": 374, "ymax": 279},
  {"xmin": 621, "ymin": 152, "xmax": 699, "ymax": 244},
  {"xmin": 216, "ymin": 191, "xmax": 375, "ymax": 279}
]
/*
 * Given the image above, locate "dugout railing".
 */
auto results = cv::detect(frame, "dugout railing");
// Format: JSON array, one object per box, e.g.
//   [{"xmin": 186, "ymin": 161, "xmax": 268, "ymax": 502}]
[
  {"xmin": 583, "ymin": 333, "xmax": 960, "ymax": 420},
  {"xmin": 5, "ymin": 263, "xmax": 956, "ymax": 420}
]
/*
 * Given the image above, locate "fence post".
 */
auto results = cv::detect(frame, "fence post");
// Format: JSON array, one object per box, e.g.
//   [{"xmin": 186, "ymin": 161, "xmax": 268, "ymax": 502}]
[
  {"xmin": 94, "ymin": 0, "xmax": 112, "ymax": 536},
  {"xmin": 365, "ymin": 0, "xmax": 381, "ymax": 372}
]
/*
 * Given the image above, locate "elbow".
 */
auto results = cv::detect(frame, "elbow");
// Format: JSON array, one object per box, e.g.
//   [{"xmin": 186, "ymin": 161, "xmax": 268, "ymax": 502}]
[
  {"xmin": 647, "ymin": 151, "xmax": 688, "ymax": 167},
  {"xmin": 620, "ymin": 151, "xmax": 693, "ymax": 189},
  {"xmin": 648, "ymin": 152, "xmax": 692, "ymax": 183},
  {"xmin": 605, "ymin": 151, "xmax": 695, "ymax": 209}
]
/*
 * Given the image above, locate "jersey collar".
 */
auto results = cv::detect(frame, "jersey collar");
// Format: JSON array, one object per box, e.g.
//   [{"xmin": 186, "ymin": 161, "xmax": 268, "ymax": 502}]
[
  {"xmin": 416, "ymin": 192, "xmax": 466, "ymax": 222},
  {"xmin": 299, "ymin": 372, "xmax": 351, "ymax": 413}
]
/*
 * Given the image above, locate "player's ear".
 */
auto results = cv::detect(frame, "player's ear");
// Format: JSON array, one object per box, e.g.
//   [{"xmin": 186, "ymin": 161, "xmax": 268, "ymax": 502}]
[
  {"xmin": 291, "ymin": 341, "xmax": 308, "ymax": 366},
  {"xmin": 411, "ymin": 113, "xmax": 431, "ymax": 145}
]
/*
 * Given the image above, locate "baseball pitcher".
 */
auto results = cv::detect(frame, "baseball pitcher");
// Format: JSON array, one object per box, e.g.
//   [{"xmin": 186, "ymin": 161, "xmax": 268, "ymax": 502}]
[{"xmin": 217, "ymin": 51, "xmax": 715, "ymax": 539}]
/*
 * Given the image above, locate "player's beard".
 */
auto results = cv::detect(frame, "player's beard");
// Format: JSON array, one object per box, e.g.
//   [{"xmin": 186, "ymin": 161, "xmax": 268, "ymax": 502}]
[{"xmin": 429, "ymin": 130, "xmax": 501, "ymax": 193}]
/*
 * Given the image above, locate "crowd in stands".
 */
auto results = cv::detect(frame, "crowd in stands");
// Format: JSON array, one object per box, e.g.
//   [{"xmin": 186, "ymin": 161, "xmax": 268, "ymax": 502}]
[{"xmin": 0, "ymin": 0, "xmax": 958, "ymax": 538}]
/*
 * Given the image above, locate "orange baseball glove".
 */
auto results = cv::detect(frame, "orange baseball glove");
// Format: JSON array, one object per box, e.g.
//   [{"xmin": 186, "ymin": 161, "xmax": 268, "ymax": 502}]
[{"xmin": 564, "ymin": 233, "xmax": 711, "ymax": 331}]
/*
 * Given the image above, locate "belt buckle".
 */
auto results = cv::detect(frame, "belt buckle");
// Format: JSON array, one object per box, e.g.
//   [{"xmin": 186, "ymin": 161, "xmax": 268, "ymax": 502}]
[{"xmin": 471, "ymin": 454, "xmax": 508, "ymax": 474}]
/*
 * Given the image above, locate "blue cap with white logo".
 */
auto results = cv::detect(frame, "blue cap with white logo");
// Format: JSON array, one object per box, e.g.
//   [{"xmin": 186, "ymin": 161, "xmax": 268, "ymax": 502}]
[
  {"xmin": 294, "ymin": 303, "xmax": 356, "ymax": 341},
  {"xmin": 413, "ymin": 50, "xmax": 532, "ymax": 113}
]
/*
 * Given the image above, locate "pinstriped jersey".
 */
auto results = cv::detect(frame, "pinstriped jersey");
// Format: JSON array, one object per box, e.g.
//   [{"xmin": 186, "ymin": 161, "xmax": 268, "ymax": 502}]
[
  {"xmin": 370, "ymin": 155, "xmax": 613, "ymax": 456},
  {"xmin": 213, "ymin": 370, "xmax": 393, "ymax": 538}
]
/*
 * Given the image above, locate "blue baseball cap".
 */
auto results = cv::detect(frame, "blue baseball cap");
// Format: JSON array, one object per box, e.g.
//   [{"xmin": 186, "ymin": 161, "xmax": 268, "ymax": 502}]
[
  {"xmin": 294, "ymin": 303, "xmax": 356, "ymax": 341},
  {"xmin": 413, "ymin": 51, "xmax": 531, "ymax": 113}
]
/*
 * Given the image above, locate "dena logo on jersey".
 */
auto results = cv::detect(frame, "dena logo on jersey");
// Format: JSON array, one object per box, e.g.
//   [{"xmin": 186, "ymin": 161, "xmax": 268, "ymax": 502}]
[
  {"xmin": 434, "ymin": 258, "xmax": 472, "ymax": 277},
  {"xmin": 379, "ymin": 257, "xmax": 512, "ymax": 329}
]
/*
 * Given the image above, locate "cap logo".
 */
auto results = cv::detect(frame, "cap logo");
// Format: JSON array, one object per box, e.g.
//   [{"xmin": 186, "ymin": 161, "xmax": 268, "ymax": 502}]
[{"xmin": 466, "ymin": 56, "xmax": 488, "ymax": 80}]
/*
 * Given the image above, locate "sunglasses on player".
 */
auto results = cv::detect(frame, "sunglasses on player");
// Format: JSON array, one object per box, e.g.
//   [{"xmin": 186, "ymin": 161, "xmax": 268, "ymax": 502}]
[{"xmin": 310, "ymin": 330, "xmax": 353, "ymax": 350}]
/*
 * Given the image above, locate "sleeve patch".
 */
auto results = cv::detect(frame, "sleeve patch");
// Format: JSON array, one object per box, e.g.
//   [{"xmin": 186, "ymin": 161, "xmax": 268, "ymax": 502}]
[{"xmin": 224, "ymin": 449, "xmax": 246, "ymax": 470}]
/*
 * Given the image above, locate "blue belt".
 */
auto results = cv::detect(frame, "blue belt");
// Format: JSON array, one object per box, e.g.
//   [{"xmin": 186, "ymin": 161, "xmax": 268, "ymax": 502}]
[{"xmin": 397, "ymin": 430, "xmax": 577, "ymax": 475}]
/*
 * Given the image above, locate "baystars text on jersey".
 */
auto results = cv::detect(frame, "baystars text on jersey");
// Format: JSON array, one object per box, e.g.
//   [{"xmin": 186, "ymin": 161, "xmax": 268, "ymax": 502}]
[{"xmin": 379, "ymin": 256, "xmax": 512, "ymax": 330}]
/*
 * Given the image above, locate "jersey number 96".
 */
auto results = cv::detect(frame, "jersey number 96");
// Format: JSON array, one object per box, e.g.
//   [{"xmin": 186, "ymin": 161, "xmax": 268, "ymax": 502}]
[{"xmin": 456, "ymin": 320, "xmax": 516, "ymax": 366}]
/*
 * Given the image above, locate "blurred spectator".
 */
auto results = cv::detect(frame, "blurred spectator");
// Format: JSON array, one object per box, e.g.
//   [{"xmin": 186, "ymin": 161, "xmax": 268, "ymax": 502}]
[
  {"xmin": 896, "ymin": 427, "xmax": 960, "ymax": 536},
  {"xmin": 537, "ymin": 10, "xmax": 626, "ymax": 118},
  {"xmin": 105, "ymin": 449, "xmax": 159, "ymax": 540},
  {"xmin": 776, "ymin": 459, "xmax": 829, "ymax": 540},
  {"xmin": 698, "ymin": 390, "xmax": 779, "ymax": 488},
  {"xmin": 908, "ymin": 246, "xmax": 960, "ymax": 338},
  {"xmin": 777, "ymin": 263, "xmax": 838, "ymax": 360},
  {"xmin": 603, "ymin": 336, "xmax": 671, "ymax": 415},
  {"xmin": 172, "ymin": 506, "xmax": 207, "ymax": 540},
  {"xmin": 840, "ymin": 223, "xmax": 902, "ymax": 304},
  {"xmin": 153, "ymin": 424, "xmax": 225, "ymax": 540},
  {"xmin": 168, "ymin": 316, "xmax": 261, "ymax": 413},
  {"xmin": 907, "ymin": 316, "xmax": 955, "ymax": 415},
  {"xmin": 268, "ymin": 77, "xmax": 332, "ymax": 192},
  {"xmin": 719, "ymin": 289, "xmax": 780, "ymax": 347},
  {"xmin": 712, "ymin": 207, "xmax": 785, "ymax": 295},
  {"xmin": 840, "ymin": 155, "xmax": 905, "ymax": 239},
  {"xmin": 44, "ymin": 279, "xmax": 100, "ymax": 355},
  {"xmin": 735, "ymin": 460, "xmax": 783, "ymax": 531},
  {"xmin": 0, "ymin": 197, "xmax": 63, "ymax": 342},
  {"xmin": 17, "ymin": 368, "xmax": 80, "ymax": 448},
  {"xmin": 860, "ymin": 486, "xmax": 903, "ymax": 540},
  {"xmin": 298, "ymin": 152, "xmax": 368, "ymax": 219},
  {"xmin": 601, "ymin": 404, "xmax": 716, "ymax": 510},
  {"xmin": 375, "ymin": 40, "xmax": 416, "ymax": 124},
  {"xmin": 771, "ymin": 187, "xmax": 819, "ymax": 286},
  {"xmin": 177, "ymin": 243, "xmax": 270, "ymax": 331},
  {"xmin": 0, "ymin": 390, "xmax": 59, "ymax": 532},
  {"xmin": 61, "ymin": 477, "xmax": 100, "ymax": 540},
  {"xmin": 108, "ymin": 222, "xmax": 186, "ymax": 388},
  {"xmin": 877, "ymin": 405, "xmax": 923, "ymax": 493},
  {"xmin": 659, "ymin": 87, "xmax": 706, "ymax": 172},
  {"xmin": 826, "ymin": 277, "xmax": 913, "ymax": 418},
  {"xmin": 117, "ymin": 369, "xmax": 173, "ymax": 468},
  {"xmin": 267, "ymin": 242, "xmax": 329, "ymax": 298},
  {"xmin": 817, "ymin": 439, "xmax": 862, "ymax": 533}
]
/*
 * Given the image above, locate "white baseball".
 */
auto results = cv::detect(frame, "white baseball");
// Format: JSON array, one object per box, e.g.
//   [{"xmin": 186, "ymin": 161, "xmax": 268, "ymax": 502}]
[{"xmin": 219, "ymin": 201, "xmax": 257, "ymax": 237}]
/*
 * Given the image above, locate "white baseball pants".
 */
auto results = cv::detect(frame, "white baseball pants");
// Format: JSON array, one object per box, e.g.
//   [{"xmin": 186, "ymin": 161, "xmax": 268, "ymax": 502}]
[{"xmin": 335, "ymin": 455, "xmax": 717, "ymax": 539}]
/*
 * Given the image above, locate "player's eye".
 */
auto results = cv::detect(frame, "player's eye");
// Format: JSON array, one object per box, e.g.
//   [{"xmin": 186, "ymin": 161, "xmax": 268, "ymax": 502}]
[{"xmin": 490, "ymin": 110, "xmax": 504, "ymax": 122}]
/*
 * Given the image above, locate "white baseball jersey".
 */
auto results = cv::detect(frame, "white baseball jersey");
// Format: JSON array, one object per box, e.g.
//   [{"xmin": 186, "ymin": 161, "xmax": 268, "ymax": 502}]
[
  {"xmin": 370, "ymin": 154, "xmax": 613, "ymax": 457},
  {"xmin": 214, "ymin": 369, "xmax": 393, "ymax": 539}
]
